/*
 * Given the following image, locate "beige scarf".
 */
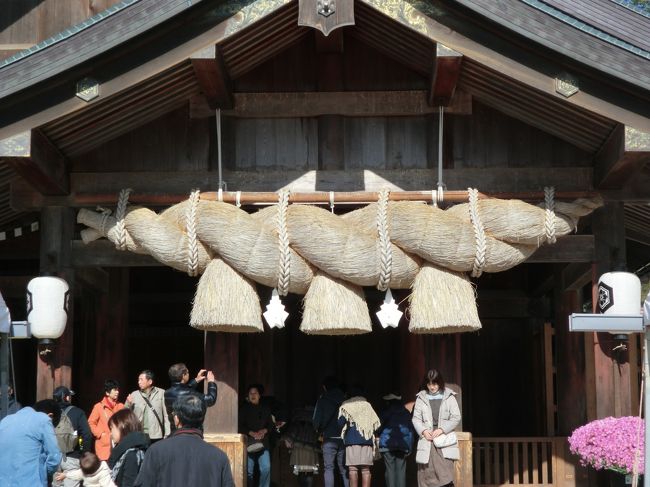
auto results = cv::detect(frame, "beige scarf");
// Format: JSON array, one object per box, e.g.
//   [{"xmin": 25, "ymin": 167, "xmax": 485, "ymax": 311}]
[{"xmin": 338, "ymin": 396, "xmax": 380, "ymax": 440}]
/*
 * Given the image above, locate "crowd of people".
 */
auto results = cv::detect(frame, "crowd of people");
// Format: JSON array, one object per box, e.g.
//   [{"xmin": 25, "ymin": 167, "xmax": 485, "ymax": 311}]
[
  {"xmin": 239, "ymin": 369, "xmax": 460, "ymax": 487},
  {"xmin": 0, "ymin": 363, "xmax": 227, "ymax": 487},
  {"xmin": 0, "ymin": 367, "xmax": 461, "ymax": 487}
]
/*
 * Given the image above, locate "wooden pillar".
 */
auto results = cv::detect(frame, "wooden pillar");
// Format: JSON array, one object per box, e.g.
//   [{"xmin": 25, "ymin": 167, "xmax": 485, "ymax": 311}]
[
  {"xmin": 399, "ymin": 323, "xmax": 462, "ymax": 419},
  {"xmin": 554, "ymin": 269, "xmax": 587, "ymax": 435},
  {"xmin": 204, "ymin": 333, "xmax": 239, "ymax": 433},
  {"xmin": 79, "ymin": 268, "xmax": 130, "ymax": 408},
  {"xmin": 36, "ymin": 207, "xmax": 74, "ymax": 400},
  {"xmin": 587, "ymin": 202, "xmax": 632, "ymax": 419}
]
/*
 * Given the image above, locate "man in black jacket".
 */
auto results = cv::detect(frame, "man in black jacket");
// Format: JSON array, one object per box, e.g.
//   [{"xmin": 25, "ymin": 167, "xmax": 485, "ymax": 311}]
[
  {"xmin": 134, "ymin": 393, "xmax": 234, "ymax": 487},
  {"xmin": 52, "ymin": 386, "xmax": 93, "ymax": 487},
  {"xmin": 164, "ymin": 363, "xmax": 217, "ymax": 430}
]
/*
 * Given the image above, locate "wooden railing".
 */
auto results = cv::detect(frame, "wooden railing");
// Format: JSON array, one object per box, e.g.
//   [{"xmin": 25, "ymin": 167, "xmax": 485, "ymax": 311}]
[{"xmin": 472, "ymin": 437, "xmax": 588, "ymax": 487}]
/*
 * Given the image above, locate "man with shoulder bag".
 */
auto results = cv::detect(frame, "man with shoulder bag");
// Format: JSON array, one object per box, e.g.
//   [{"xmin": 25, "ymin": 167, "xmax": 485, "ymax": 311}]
[{"xmin": 126, "ymin": 370, "xmax": 171, "ymax": 443}]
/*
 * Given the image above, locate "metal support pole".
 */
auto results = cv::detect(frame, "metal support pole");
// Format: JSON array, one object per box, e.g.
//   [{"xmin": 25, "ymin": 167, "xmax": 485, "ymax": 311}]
[
  {"xmin": 643, "ymin": 324, "xmax": 650, "ymax": 487},
  {"xmin": 0, "ymin": 332, "xmax": 9, "ymax": 420}
]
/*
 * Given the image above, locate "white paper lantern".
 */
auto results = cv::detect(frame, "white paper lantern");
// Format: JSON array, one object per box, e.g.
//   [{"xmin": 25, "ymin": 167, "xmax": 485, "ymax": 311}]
[
  {"xmin": 597, "ymin": 272, "xmax": 641, "ymax": 315},
  {"xmin": 27, "ymin": 277, "xmax": 69, "ymax": 340}
]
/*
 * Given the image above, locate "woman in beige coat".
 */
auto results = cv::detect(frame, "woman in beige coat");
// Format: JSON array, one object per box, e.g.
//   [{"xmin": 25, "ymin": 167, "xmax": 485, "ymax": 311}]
[{"xmin": 412, "ymin": 369, "xmax": 461, "ymax": 487}]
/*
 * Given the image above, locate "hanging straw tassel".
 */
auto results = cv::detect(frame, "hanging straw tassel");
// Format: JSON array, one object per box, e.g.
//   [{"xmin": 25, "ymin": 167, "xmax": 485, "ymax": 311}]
[
  {"xmin": 190, "ymin": 258, "xmax": 263, "ymax": 333},
  {"xmin": 301, "ymin": 272, "xmax": 372, "ymax": 335},
  {"xmin": 408, "ymin": 263, "xmax": 481, "ymax": 334}
]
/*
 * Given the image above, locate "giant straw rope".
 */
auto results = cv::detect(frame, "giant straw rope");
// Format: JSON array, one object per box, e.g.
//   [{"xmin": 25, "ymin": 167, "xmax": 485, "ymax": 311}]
[{"xmin": 77, "ymin": 190, "xmax": 602, "ymax": 335}]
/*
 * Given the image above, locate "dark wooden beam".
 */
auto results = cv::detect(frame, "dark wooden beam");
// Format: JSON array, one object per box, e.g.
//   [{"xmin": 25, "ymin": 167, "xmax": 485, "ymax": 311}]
[
  {"xmin": 562, "ymin": 262, "xmax": 592, "ymax": 291},
  {"xmin": 72, "ymin": 241, "xmax": 158, "ymax": 268},
  {"xmin": 429, "ymin": 44, "xmax": 463, "ymax": 107},
  {"xmin": 0, "ymin": 130, "xmax": 69, "ymax": 195},
  {"xmin": 74, "ymin": 267, "xmax": 109, "ymax": 294},
  {"xmin": 191, "ymin": 89, "xmax": 473, "ymax": 118},
  {"xmin": 37, "ymin": 207, "xmax": 75, "ymax": 400},
  {"xmin": 204, "ymin": 333, "xmax": 239, "ymax": 434},
  {"xmin": 210, "ymin": 91, "xmax": 471, "ymax": 118},
  {"xmin": 595, "ymin": 125, "xmax": 650, "ymax": 189},
  {"xmin": 11, "ymin": 167, "xmax": 594, "ymax": 209},
  {"xmin": 589, "ymin": 203, "xmax": 632, "ymax": 419},
  {"xmin": 526, "ymin": 235, "xmax": 594, "ymax": 263},
  {"xmin": 190, "ymin": 45, "xmax": 233, "ymax": 109}
]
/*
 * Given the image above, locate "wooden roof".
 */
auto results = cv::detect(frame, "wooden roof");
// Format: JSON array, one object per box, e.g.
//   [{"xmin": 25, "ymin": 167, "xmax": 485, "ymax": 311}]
[{"xmin": 0, "ymin": 0, "xmax": 649, "ymax": 235}]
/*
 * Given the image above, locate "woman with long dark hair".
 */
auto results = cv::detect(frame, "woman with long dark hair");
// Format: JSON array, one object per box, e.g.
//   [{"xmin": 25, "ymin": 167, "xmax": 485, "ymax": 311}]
[
  {"xmin": 412, "ymin": 369, "xmax": 461, "ymax": 487},
  {"xmin": 107, "ymin": 409, "xmax": 149, "ymax": 487}
]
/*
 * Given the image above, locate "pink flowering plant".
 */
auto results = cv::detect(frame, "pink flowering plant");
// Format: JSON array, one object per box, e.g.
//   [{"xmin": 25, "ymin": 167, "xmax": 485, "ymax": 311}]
[{"xmin": 568, "ymin": 416, "xmax": 645, "ymax": 475}]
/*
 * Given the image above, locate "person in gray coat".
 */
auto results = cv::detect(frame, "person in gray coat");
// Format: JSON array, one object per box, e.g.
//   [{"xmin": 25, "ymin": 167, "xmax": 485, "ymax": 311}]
[
  {"xmin": 125, "ymin": 370, "xmax": 170, "ymax": 442},
  {"xmin": 412, "ymin": 369, "xmax": 461, "ymax": 487}
]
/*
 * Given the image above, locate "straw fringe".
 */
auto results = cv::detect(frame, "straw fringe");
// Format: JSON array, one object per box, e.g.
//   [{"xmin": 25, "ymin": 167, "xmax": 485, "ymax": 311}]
[
  {"xmin": 190, "ymin": 258, "xmax": 263, "ymax": 333},
  {"xmin": 301, "ymin": 272, "xmax": 372, "ymax": 335},
  {"xmin": 409, "ymin": 263, "xmax": 481, "ymax": 334}
]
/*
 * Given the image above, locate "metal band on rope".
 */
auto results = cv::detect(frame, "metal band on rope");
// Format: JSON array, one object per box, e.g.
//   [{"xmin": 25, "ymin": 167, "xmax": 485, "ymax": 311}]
[
  {"xmin": 544, "ymin": 186, "xmax": 557, "ymax": 244},
  {"xmin": 376, "ymin": 189, "xmax": 393, "ymax": 291},
  {"xmin": 115, "ymin": 188, "xmax": 132, "ymax": 251},
  {"xmin": 468, "ymin": 188, "xmax": 486, "ymax": 278},
  {"xmin": 276, "ymin": 189, "xmax": 291, "ymax": 296},
  {"xmin": 186, "ymin": 189, "xmax": 200, "ymax": 277}
]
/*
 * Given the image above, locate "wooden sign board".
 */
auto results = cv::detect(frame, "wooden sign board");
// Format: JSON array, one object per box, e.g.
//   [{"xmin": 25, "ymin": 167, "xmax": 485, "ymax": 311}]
[{"xmin": 298, "ymin": 0, "xmax": 354, "ymax": 36}]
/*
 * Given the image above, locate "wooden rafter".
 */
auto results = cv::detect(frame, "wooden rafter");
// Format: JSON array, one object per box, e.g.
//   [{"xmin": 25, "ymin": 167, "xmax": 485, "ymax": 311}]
[
  {"xmin": 429, "ymin": 44, "xmax": 463, "ymax": 107},
  {"xmin": 190, "ymin": 45, "xmax": 233, "ymax": 109},
  {"xmin": 595, "ymin": 125, "xmax": 650, "ymax": 189},
  {"xmin": 0, "ymin": 130, "xmax": 69, "ymax": 195}
]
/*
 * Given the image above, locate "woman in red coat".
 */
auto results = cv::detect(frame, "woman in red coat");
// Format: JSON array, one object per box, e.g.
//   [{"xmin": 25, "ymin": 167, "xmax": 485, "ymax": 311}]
[{"xmin": 88, "ymin": 379, "xmax": 125, "ymax": 460}]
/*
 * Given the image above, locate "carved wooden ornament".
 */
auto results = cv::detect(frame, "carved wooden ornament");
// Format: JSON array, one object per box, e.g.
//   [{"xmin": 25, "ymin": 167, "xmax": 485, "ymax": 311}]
[{"xmin": 298, "ymin": 0, "xmax": 354, "ymax": 36}]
